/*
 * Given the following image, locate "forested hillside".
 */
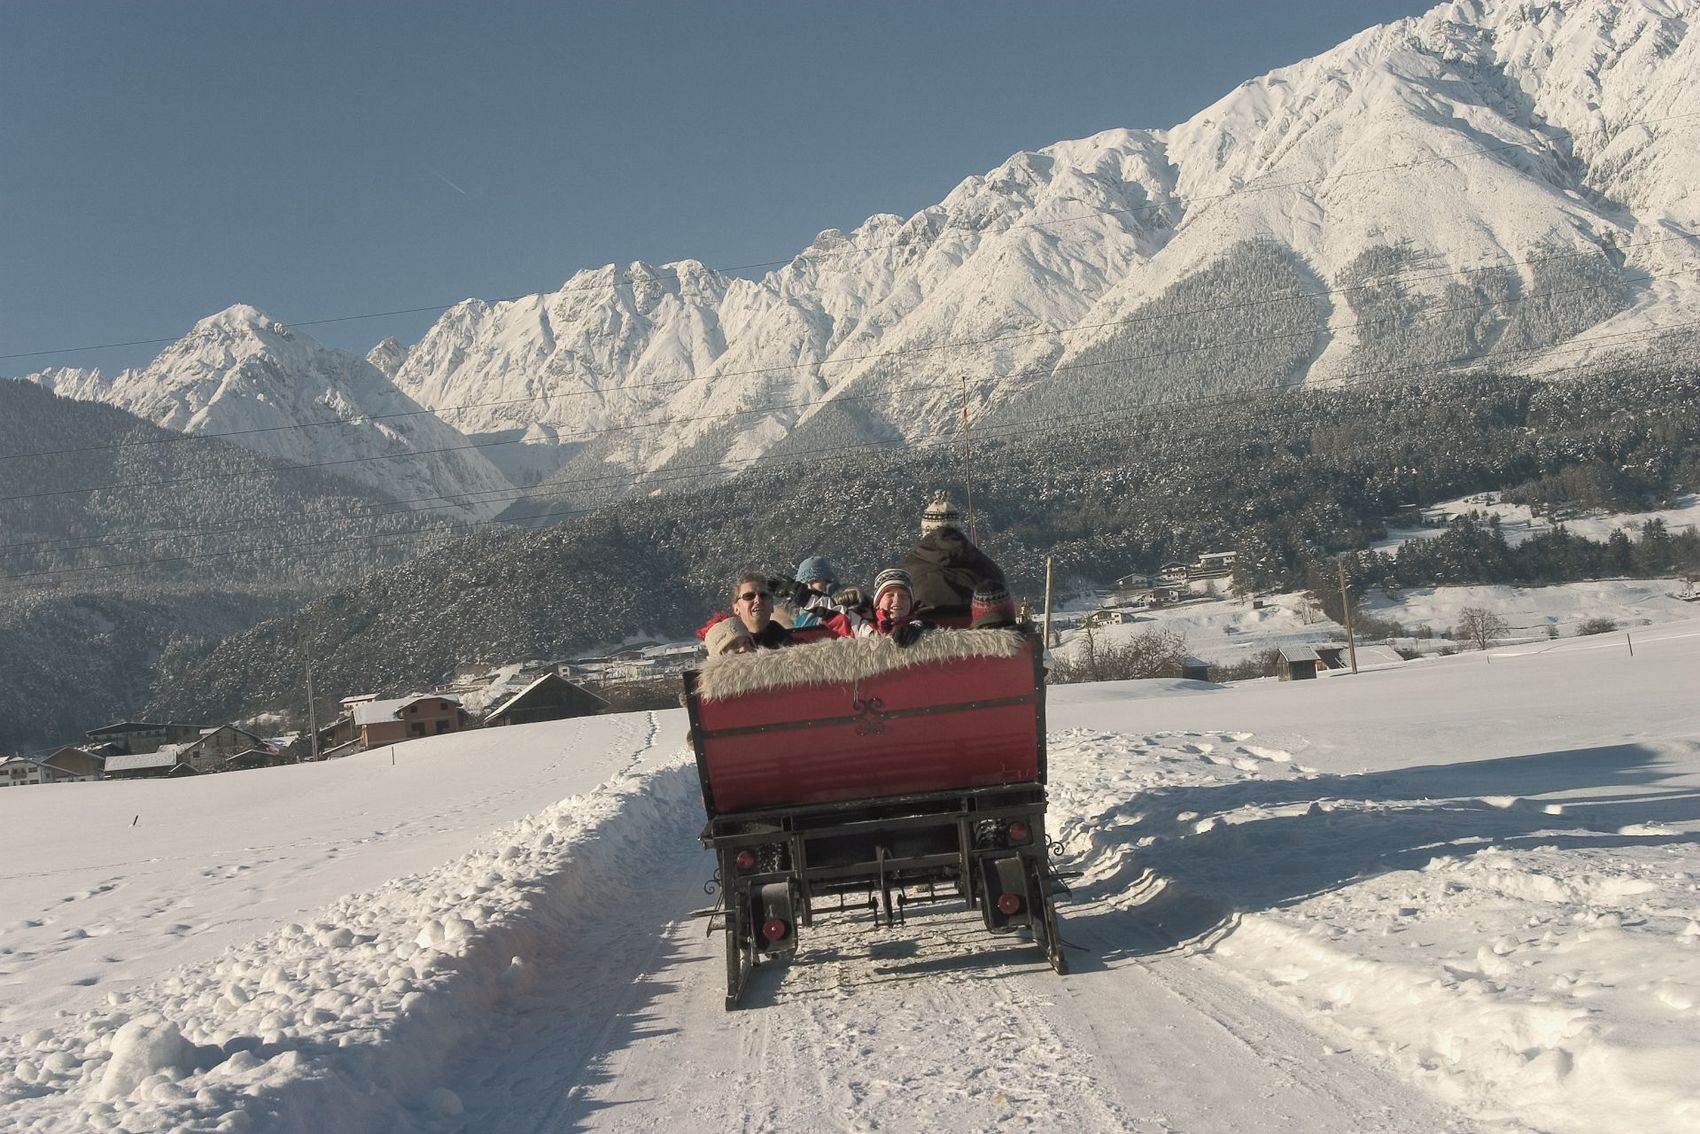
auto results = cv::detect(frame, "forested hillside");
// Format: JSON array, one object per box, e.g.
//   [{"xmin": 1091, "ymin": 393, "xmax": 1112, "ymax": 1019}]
[
  {"xmin": 147, "ymin": 365, "xmax": 1700, "ymax": 730},
  {"xmin": 0, "ymin": 380, "xmax": 467, "ymax": 751},
  {"xmin": 0, "ymin": 379, "xmax": 463, "ymax": 587}
]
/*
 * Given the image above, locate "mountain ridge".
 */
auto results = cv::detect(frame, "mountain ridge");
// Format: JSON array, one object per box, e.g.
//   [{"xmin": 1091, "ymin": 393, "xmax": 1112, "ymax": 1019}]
[{"xmin": 12, "ymin": 0, "xmax": 1699, "ymax": 516}]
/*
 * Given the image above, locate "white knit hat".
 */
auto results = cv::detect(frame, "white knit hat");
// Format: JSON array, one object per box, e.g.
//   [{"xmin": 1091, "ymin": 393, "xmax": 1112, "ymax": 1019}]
[{"xmin": 921, "ymin": 490, "xmax": 961, "ymax": 535}]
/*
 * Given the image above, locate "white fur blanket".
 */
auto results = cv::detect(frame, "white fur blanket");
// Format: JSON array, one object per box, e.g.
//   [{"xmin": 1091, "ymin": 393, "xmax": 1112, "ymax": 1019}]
[{"xmin": 696, "ymin": 628, "xmax": 1027, "ymax": 702}]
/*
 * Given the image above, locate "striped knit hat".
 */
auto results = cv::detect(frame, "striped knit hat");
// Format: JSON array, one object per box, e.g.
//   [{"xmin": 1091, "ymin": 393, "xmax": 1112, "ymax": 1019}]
[
  {"xmin": 921, "ymin": 490, "xmax": 961, "ymax": 535},
  {"xmin": 871, "ymin": 567, "xmax": 913, "ymax": 605},
  {"xmin": 970, "ymin": 580, "xmax": 1015, "ymax": 628}
]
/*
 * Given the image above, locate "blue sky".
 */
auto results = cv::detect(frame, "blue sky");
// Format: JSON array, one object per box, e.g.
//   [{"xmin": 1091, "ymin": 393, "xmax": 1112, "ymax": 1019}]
[{"xmin": 1, "ymin": 1, "xmax": 1438, "ymax": 376}]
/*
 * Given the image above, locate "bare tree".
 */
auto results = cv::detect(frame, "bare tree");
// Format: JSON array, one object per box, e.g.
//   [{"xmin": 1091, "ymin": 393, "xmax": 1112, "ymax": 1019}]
[
  {"xmin": 1050, "ymin": 628, "xmax": 1187, "ymax": 684},
  {"xmin": 1456, "ymin": 606, "xmax": 1507, "ymax": 651}
]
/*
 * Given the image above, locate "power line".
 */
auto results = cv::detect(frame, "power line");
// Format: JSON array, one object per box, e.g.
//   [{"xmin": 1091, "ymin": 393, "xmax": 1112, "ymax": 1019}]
[
  {"xmin": 5, "ymin": 108, "xmax": 1695, "ymax": 364},
  {"xmin": 8, "ymin": 320, "xmax": 1695, "ymax": 584}
]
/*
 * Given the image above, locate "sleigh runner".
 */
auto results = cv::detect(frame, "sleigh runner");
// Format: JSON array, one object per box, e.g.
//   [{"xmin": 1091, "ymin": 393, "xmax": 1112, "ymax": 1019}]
[{"xmin": 685, "ymin": 627, "xmax": 1068, "ymax": 1009}]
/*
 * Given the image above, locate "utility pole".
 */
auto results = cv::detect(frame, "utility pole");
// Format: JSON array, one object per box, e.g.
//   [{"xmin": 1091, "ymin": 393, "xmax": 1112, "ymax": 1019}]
[
  {"xmin": 303, "ymin": 647, "xmax": 320, "ymax": 762},
  {"xmin": 1337, "ymin": 559, "xmax": 1359, "ymax": 675}
]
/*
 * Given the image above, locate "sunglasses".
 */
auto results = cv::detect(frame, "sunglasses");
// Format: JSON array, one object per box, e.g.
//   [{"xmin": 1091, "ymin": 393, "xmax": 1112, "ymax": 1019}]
[{"xmin": 737, "ymin": 590, "xmax": 771, "ymax": 603}]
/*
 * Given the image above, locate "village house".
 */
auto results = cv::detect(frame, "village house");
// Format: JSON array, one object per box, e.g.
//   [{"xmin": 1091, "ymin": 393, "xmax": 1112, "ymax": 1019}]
[
  {"xmin": 83, "ymin": 721, "xmax": 202, "ymax": 756},
  {"xmin": 0, "ymin": 755, "xmax": 46, "ymax": 788},
  {"xmin": 353, "ymin": 694, "xmax": 473, "ymax": 749},
  {"xmin": 103, "ymin": 745, "xmax": 197, "ymax": 780},
  {"xmin": 1189, "ymin": 550, "xmax": 1238, "ymax": 579},
  {"xmin": 1157, "ymin": 562, "xmax": 1192, "ymax": 587},
  {"xmin": 38, "ymin": 746, "xmax": 105, "ymax": 783},
  {"xmin": 178, "ymin": 725, "xmax": 273, "ymax": 774},
  {"xmin": 1109, "ymin": 572, "xmax": 1155, "ymax": 605},
  {"xmin": 482, "ymin": 673, "xmax": 609, "ymax": 727}
]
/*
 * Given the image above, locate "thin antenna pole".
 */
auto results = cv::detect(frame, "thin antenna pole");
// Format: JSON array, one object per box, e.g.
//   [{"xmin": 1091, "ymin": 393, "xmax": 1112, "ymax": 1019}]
[{"xmin": 961, "ymin": 376, "xmax": 977, "ymax": 543}]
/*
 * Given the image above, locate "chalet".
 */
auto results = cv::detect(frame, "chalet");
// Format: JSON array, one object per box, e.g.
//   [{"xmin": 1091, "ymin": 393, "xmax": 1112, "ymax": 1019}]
[
  {"xmin": 1, "ymin": 756, "xmax": 45, "ymax": 788},
  {"xmin": 1114, "ymin": 572, "xmax": 1153, "ymax": 591},
  {"xmin": 104, "ymin": 746, "xmax": 196, "ymax": 779},
  {"xmin": 353, "ymin": 694, "xmax": 473, "ymax": 749},
  {"xmin": 1157, "ymin": 562, "xmax": 1191, "ymax": 587},
  {"xmin": 1278, "ymin": 644, "xmax": 1322, "ymax": 681},
  {"xmin": 180, "ymin": 725, "xmax": 272, "ymax": 773},
  {"xmin": 483, "ymin": 673, "xmax": 609, "ymax": 727},
  {"xmin": 83, "ymin": 721, "xmax": 202, "ymax": 756},
  {"xmin": 38, "ymin": 746, "xmax": 104, "ymax": 783},
  {"xmin": 1190, "ymin": 551, "xmax": 1238, "ymax": 579},
  {"xmin": 316, "ymin": 713, "xmax": 357, "ymax": 755}
]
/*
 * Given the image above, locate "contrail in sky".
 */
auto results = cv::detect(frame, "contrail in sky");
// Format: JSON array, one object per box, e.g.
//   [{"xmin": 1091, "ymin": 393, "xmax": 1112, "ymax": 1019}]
[{"xmin": 429, "ymin": 168, "xmax": 467, "ymax": 195}]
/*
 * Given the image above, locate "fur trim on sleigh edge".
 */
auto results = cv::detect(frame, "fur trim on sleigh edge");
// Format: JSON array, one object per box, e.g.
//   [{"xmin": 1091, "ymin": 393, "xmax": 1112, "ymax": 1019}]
[{"xmin": 696, "ymin": 627, "xmax": 1027, "ymax": 702}]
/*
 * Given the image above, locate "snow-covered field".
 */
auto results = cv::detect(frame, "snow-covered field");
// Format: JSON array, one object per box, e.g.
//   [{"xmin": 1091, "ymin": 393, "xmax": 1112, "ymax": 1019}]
[
  {"xmin": 1372, "ymin": 493, "xmax": 1700, "ymax": 552},
  {"xmin": 1059, "ymin": 577, "xmax": 1700, "ymax": 669},
  {"xmin": 2, "ymin": 618, "xmax": 1697, "ymax": 1133}
]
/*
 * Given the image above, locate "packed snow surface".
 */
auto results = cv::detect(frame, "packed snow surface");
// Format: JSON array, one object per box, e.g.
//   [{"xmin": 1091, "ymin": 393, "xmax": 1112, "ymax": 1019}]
[{"xmin": 2, "ymin": 613, "xmax": 1696, "ymax": 1132}]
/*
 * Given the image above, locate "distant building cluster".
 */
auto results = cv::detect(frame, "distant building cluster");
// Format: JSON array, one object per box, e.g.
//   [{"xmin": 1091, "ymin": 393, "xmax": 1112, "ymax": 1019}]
[
  {"xmin": 1111, "ymin": 549, "xmax": 1240, "ymax": 606},
  {"xmin": 0, "ymin": 642, "xmax": 701, "ymax": 787}
]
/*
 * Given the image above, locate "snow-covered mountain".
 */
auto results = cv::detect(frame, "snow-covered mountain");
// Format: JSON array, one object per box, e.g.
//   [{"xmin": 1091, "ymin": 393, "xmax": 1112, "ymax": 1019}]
[
  {"xmin": 27, "ymin": 307, "xmax": 516, "ymax": 521},
  {"xmin": 380, "ymin": 0, "xmax": 1699, "ymax": 507},
  {"xmin": 22, "ymin": 1, "xmax": 1699, "ymax": 517}
]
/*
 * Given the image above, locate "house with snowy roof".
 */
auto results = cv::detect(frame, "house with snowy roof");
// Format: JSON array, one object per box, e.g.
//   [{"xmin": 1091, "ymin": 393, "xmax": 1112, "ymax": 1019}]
[
  {"xmin": 482, "ymin": 673, "xmax": 608, "ymax": 728},
  {"xmin": 178, "ymin": 725, "xmax": 272, "ymax": 774},
  {"xmin": 104, "ymin": 745, "xmax": 197, "ymax": 779},
  {"xmin": 1189, "ymin": 551, "xmax": 1238, "ymax": 579},
  {"xmin": 82, "ymin": 721, "xmax": 203, "ymax": 756},
  {"xmin": 1, "ymin": 756, "xmax": 46, "ymax": 788},
  {"xmin": 353, "ymin": 694, "xmax": 473, "ymax": 749},
  {"xmin": 1278, "ymin": 644, "xmax": 1322, "ymax": 681},
  {"xmin": 38, "ymin": 746, "xmax": 105, "ymax": 783}
]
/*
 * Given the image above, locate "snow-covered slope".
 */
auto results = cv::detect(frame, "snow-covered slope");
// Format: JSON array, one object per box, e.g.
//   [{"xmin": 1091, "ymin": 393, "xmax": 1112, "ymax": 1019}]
[
  {"xmin": 379, "ymin": 0, "xmax": 1699, "ymax": 503},
  {"xmin": 2, "ymin": 617, "xmax": 1696, "ymax": 1132},
  {"xmin": 27, "ymin": 307, "xmax": 516, "ymax": 522}
]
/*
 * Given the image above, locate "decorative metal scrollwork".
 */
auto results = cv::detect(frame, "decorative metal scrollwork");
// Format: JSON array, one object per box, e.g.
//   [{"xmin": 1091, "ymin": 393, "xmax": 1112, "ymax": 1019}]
[{"xmin": 851, "ymin": 695, "xmax": 888, "ymax": 735}]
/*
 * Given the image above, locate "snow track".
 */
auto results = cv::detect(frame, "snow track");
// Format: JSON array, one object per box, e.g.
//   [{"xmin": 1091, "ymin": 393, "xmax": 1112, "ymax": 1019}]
[
  {"xmin": 5, "ymin": 626, "xmax": 1697, "ymax": 1132},
  {"xmin": 418, "ymin": 729, "xmax": 1475, "ymax": 1134}
]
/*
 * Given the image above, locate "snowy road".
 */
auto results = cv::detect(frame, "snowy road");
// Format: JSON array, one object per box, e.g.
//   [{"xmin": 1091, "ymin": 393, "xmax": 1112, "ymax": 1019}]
[
  {"xmin": 433, "ymin": 758, "xmax": 1475, "ymax": 1134},
  {"xmin": 2, "ymin": 622, "xmax": 1696, "ymax": 1132}
]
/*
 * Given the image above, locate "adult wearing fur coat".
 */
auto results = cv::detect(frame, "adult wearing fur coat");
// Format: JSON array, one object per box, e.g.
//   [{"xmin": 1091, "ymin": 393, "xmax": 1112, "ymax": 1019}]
[{"xmin": 900, "ymin": 491, "xmax": 1006, "ymax": 621}]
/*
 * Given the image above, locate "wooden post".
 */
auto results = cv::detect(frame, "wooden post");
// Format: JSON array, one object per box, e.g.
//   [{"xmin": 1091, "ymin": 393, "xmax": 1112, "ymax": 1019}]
[
  {"xmin": 1336, "ymin": 559, "xmax": 1359, "ymax": 674},
  {"xmin": 1627, "ymin": 632, "xmax": 1634, "ymax": 657},
  {"xmin": 1042, "ymin": 556, "xmax": 1055, "ymax": 649},
  {"xmin": 303, "ymin": 650, "xmax": 319, "ymax": 763}
]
